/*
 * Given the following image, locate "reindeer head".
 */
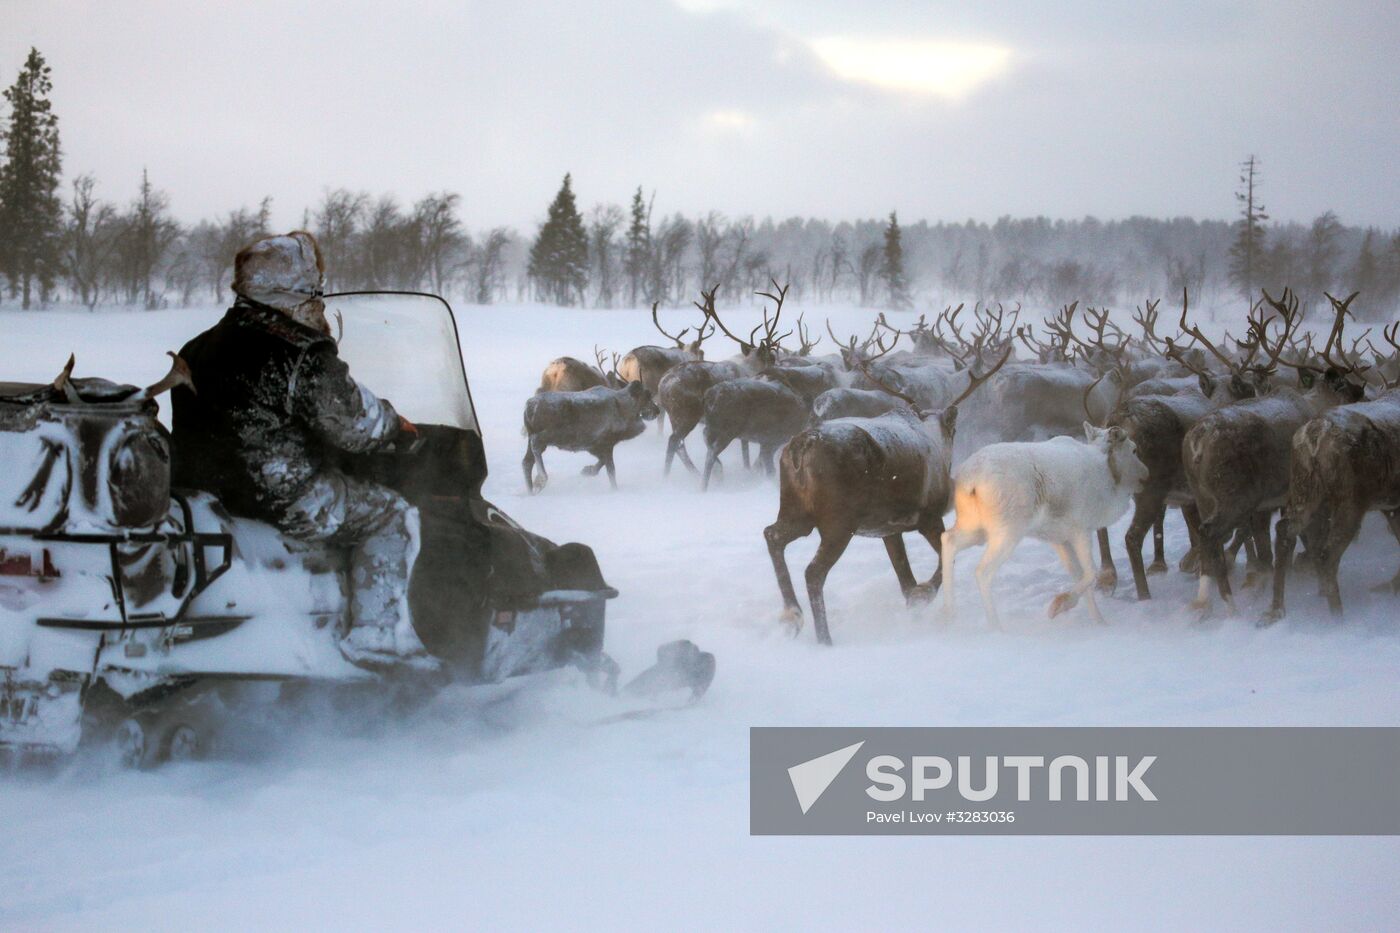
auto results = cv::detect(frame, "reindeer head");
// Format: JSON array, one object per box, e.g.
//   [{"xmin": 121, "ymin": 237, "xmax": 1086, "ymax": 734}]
[
  {"xmin": 1083, "ymin": 423, "xmax": 1148, "ymax": 493},
  {"xmin": 622, "ymin": 380, "xmax": 661, "ymax": 420}
]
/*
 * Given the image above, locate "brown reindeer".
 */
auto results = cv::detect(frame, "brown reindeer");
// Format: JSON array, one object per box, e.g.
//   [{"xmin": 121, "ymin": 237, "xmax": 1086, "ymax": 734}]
[
  {"xmin": 764, "ymin": 344, "xmax": 1011, "ymax": 645},
  {"xmin": 1264, "ymin": 310, "xmax": 1400, "ymax": 622},
  {"xmin": 1100, "ymin": 291, "xmax": 1264, "ymax": 599},
  {"xmin": 657, "ymin": 285, "xmax": 790, "ymax": 476},
  {"xmin": 1182, "ymin": 290, "xmax": 1367, "ymax": 613},
  {"xmin": 617, "ymin": 305, "xmax": 714, "ymax": 431},
  {"xmin": 538, "ymin": 346, "xmax": 622, "ymax": 393}
]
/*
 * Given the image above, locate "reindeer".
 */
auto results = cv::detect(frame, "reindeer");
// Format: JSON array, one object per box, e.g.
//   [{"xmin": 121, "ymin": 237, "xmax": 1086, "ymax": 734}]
[
  {"xmin": 1096, "ymin": 291, "xmax": 1263, "ymax": 599},
  {"xmin": 853, "ymin": 315, "xmax": 1005, "ymax": 416},
  {"xmin": 763, "ymin": 346, "xmax": 1010, "ymax": 645},
  {"xmin": 973, "ymin": 303, "xmax": 1122, "ymax": 445},
  {"xmin": 813, "ymin": 386, "xmax": 912, "ymax": 422},
  {"xmin": 1264, "ymin": 313, "xmax": 1400, "ymax": 623},
  {"xmin": 537, "ymin": 346, "xmax": 620, "ymax": 393},
  {"xmin": 617, "ymin": 305, "xmax": 714, "ymax": 430},
  {"xmin": 700, "ymin": 379, "xmax": 810, "ymax": 490},
  {"xmin": 807, "ymin": 322, "xmax": 913, "ymax": 415},
  {"xmin": 1182, "ymin": 291, "xmax": 1367, "ymax": 613},
  {"xmin": 522, "ymin": 381, "xmax": 660, "ymax": 492},
  {"xmin": 658, "ymin": 284, "xmax": 790, "ymax": 476},
  {"xmin": 938, "ymin": 423, "xmax": 1150, "ymax": 627}
]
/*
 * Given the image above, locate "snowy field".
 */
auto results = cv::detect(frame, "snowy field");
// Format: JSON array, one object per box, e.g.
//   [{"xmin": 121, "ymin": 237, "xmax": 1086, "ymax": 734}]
[{"xmin": 3, "ymin": 301, "xmax": 1399, "ymax": 931}]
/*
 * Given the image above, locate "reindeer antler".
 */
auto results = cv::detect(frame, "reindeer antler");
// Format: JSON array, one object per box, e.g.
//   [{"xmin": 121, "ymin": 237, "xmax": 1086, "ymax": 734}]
[
  {"xmin": 652, "ymin": 302, "xmax": 691, "ymax": 347},
  {"xmin": 948, "ymin": 343, "xmax": 1013, "ymax": 407},
  {"xmin": 1176, "ymin": 287, "xmax": 1241, "ymax": 374},
  {"xmin": 853, "ymin": 354, "xmax": 920, "ymax": 409},
  {"xmin": 139, "ymin": 352, "xmax": 195, "ymax": 401},
  {"xmin": 1131, "ymin": 298, "xmax": 1168, "ymax": 355},
  {"xmin": 795, "ymin": 313, "xmax": 821, "ymax": 355}
]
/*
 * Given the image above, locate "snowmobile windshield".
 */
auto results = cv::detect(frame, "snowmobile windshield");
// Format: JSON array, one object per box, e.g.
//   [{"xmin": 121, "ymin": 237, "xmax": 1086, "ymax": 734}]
[{"xmin": 323, "ymin": 292, "xmax": 480, "ymax": 434}]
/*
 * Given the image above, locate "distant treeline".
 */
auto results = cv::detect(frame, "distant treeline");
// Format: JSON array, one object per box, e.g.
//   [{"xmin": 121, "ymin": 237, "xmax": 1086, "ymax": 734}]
[{"xmin": 3, "ymin": 49, "xmax": 1399, "ymax": 315}]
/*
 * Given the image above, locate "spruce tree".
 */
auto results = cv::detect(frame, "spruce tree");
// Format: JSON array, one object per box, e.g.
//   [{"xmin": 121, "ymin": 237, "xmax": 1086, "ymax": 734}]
[
  {"xmin": 528, "ymin": 173, "xmax": 589, "ymax": 305},
  {"xmin": 880, "ymin": 210, "xmax": 911, "ymax": 308},
  {"xmin": 0, "ymin": 48, "xmax": 64, "ymax": 308},
  {"xmin": 1353, "ymin": 229, "xmax": 1379, "ymax": 298},
  {"xmin": 1228, "ymin": 155, "xmax": 1268, "ymax": 303},
  {"xmin": 624, "ymin": 185, "xmax": 651, "ymax": 306}
]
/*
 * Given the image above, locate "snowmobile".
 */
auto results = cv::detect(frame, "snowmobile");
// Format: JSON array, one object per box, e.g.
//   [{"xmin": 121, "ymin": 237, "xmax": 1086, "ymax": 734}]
[{"xmin": 0, "ymin": 291, "xmax": 713, "ymax": 766}]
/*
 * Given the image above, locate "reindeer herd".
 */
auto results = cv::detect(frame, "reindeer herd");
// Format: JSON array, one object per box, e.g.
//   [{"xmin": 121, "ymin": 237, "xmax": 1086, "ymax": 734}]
[{"xmin": 525, "ymin": 284, "xmax": 1400, "ymax": 644}]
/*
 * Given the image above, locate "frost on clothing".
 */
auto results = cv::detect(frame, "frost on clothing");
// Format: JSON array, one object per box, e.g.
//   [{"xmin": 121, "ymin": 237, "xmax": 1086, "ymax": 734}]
[
  {"xmin": 171, "ymin": 303, "xmax": 401, "ymax": 518},
  {"xmin": 171, "ymin": 302, "xmax": 424, "ymax": 663},
  {"xmin": 282, "ymin": 471, "xmax": 427, "ymax": 664},
  {"xmin": 231, "ymin": 231, "xmax": 325, "ymax": 314}
]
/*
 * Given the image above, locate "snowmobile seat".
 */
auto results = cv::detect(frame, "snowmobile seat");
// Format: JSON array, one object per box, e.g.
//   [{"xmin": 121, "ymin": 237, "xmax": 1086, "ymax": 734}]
[{"xmin": 0, "ymin": 378, "xmax": 144, "ymax": 407}]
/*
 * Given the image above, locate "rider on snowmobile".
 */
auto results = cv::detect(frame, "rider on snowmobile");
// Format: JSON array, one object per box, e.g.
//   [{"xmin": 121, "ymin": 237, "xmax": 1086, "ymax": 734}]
[{"xmin": 170, "ymin": 231, "xmax": 429, "ymax": 669}]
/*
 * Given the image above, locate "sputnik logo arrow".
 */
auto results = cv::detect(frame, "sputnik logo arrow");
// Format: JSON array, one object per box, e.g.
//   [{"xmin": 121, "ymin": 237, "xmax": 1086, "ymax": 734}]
[{"xmin": 788, "ymin": 741, "xmax": 865, "ymax": 814}]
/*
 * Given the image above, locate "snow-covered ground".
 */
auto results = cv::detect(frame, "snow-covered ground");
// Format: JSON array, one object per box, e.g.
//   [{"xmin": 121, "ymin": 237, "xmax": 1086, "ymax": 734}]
[{"xmin": 2, "ymin": 302, "xmax": 1399, "ymax": 931}]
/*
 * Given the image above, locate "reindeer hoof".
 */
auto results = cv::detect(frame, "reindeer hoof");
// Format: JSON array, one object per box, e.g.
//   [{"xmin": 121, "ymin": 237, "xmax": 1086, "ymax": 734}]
[
  {"xmin": 1370, "ymin": 579, "xmax": 1400, "ymax": 595},
  {"xmin": 905, "ymin": 583, "xmax": 936, "ymax": 607},
  {"xmin": 1257, "ymin": 608, "xmax": 1283, "ymax": 627},
  {"xmin": 1146, "ymin": 560, "xmax": 1168, "ymax": 576},
  {"xmin": 1179, "ymin": 553, "xmax": 1200, "ymax": 574},
  {"xmin": 1095, "ymin": 569, "xmax": 1117, "ymax": 594},
  {"xmin": 532, "ymin": 476, "xmax": 548, "ymax": 492},
  {"xmin": 1188, "ymin": 597, "xmax": 1210, "ymax": 616},
  {"xmin": 1048, "ymin": 592, "xmax": 1078, "ymax": 617},
  {"xmin": 1242, "ymin": 571, "xmax": 1267, "ymax": 589},
  {"xmin": 581, "ymin": 464, "xmax": 602, "ymax": 476},
  {"xmin": 779, "ymin": 606, "xmax": 804, "ymax": 634}
]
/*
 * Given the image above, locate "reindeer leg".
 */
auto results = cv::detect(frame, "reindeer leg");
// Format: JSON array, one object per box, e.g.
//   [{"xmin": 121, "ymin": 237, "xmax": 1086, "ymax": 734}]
[
  {"xmin": 1243, "ymin": 511, "xmax": 1274, "ymax": 588},
  {"xmin": 765, "ymin": 515, "xmax": 813, "ymax": 631},
  {"xmin": 701, "ymin": 435, "xmax": 731, "ymax": 492},
  {"xmin": 527, "ymin": 438, "xmax": 549, "ymax": 492},
  {"xmin": 916, "ymin": 513, "xmax": 945, "ymax": 595},
  {"xmin": 673, "ymin": 432, "xmax": 700, "ymax": 475},
  {"xmin": 972, "ymin": 530, "xmax": 1018, "ymax": 630},
  {"xmin": 522, "ymin": 444, "xmax": 536, "ymax": 494},
  {"xmin": 937, "ymin": 526, "xmax": 973, "ymax": 623},
  {"xmin": 1125, "ymin": 492, "xmax": 1163, "ymax": 600},
  {"xmin": 741, "ymin": 440, "xmax": 752, "ymax": 471},
  {"xmin": 1071, "ymin": 531, "xmax": 1106, "ymax": 623},
  {"xmin": 1318, "ymin": 505, "xmax": 1363, "ymax": 617},
  {"xmin": 1048, "ymin": 540, "xmax": 1085, "ymax": 617},
  {"xmin": 1262, "ymin": 514, "xmax": 1297, "ymax": 625},
  {"xmin": 806, "ymin": 529, "xmax": 854, "ymax": 646},
  {"xmin": 759, "ymin": 444, "xmax": 777, "ymax": 477},
  {"xmin": 1179, "ymin": 504, "xmax": 1201, "ymax": 574},
  {"xmin": 1095, "ymin": 527, "xmax": 1117, "ymax": 593},
  {"xmin": 1148, "ymin": 508, "xmax": 1168, "ymax": 575},
  {"xmin": 883, "ymin": 534, "xmax": 922, "ymax": 604},
  {"xmin": 1371, "ymin": 509, "xmax": 1400, "ymax": 594},
  {"xmin": 1207, "ymin": 523, "xmax": 1236, "ymax": 615},
  {"xmin": 1230, "ymin": 526, "xmax": 1253, "ymax": 572},
  {"xmin": 665, "ymin": 418, "xmax": 701, "ymax": 477},
  {"xmin": 601, "ymin": 447, "xmax": 619, "ymax": 490}
]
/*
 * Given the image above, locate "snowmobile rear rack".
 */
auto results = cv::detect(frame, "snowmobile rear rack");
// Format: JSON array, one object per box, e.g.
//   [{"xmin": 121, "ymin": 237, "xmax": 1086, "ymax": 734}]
[{"xmin": 21, "ymin": 492, "xmax": 235, "ymax": 631}]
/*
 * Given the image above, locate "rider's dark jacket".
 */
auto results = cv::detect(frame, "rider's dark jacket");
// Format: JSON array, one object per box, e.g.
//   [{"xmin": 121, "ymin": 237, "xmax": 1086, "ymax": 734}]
[{"xmin": 171, "ymin": 300, "xmax": 401, "ymax": 521}]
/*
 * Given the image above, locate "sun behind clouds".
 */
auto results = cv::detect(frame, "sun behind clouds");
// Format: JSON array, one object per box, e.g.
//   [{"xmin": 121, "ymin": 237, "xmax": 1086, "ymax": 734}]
[{"xmin": 808, "ymin": 35, "xmax": 1012, "ymax": 101}]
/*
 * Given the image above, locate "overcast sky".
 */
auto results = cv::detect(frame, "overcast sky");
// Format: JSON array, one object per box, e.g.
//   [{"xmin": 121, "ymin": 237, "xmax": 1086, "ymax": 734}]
[{"xmin": 4, "ymin": 0, "xmax": 1398, "ymax": 230}]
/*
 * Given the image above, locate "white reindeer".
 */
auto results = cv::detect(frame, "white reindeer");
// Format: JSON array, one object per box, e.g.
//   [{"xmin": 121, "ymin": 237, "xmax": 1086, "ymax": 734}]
[{"xmin": 938, "ymin": 423, "xmax": 1148, "ymax": 626}]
